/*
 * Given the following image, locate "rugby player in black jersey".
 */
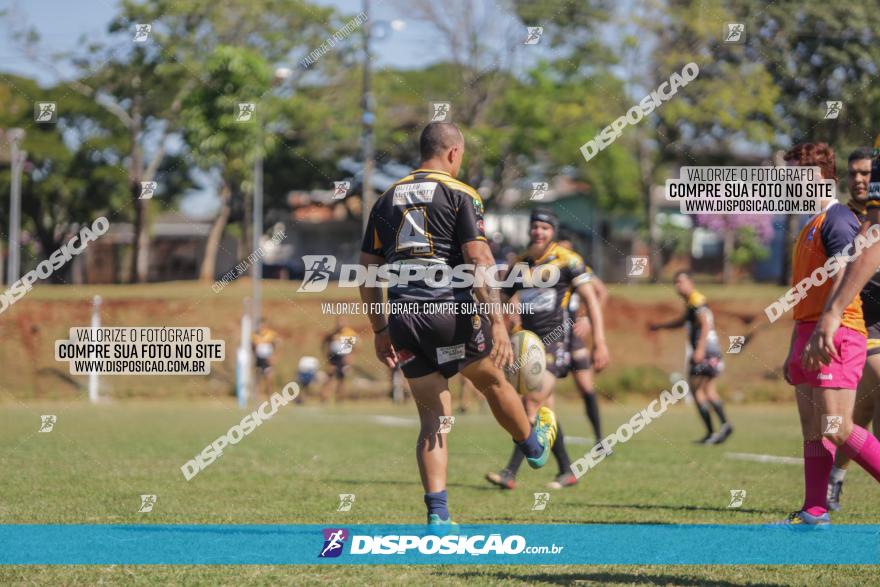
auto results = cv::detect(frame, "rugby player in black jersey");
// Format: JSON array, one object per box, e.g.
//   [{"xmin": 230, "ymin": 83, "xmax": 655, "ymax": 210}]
[
  {"xmin": 486, "ymin": 208, "xmax": 610, "ymax": 490},
  {"xmin": 650, "ymin": 272, "xmax": 733, "ymax": 444},
  {"xmin": 358, "ymin": 122, "xmax": 558, "ymax": 525}
]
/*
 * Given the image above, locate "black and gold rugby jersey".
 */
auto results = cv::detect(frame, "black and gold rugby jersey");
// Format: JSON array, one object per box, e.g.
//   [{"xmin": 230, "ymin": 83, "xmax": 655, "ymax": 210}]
[
  {"xmin": 504, "ymin": 242, "xmax": 592, "ymax": 339},
  {"xmin": 684, "ymin": 290, "xmax": 721, "ymax": 356},
  {"xmin": 361, "ymin": 168, "xmax": 487, "ymax": 302}
]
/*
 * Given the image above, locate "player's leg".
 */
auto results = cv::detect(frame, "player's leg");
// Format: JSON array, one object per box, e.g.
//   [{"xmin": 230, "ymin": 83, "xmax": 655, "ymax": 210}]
[
  {"xmin": 463, "ymin": 356, "xmax": 556, "ymax": 468},
  {"xmin": 690, "ymin": 375, "xmax": 714, "ymax": 443},
  {"xmin": 780, "ymin": 383, "xmax": 836, "ymax": 524},
  {"xmin": 489, "ymin": 372, "xmax": 556, "ymax": 487},
  {"xmin": 407, "ymin": 371, "xmax": 454, "ymax": 523},
  {"xmin": 705, "ymin": 376, "xmax": 733, "ymax": 444},
  {"xmin": 575, "ymin": 368, "xmax": 602, "ymax": 441},
  {"xmin": 828, "ymin": 353, "xmax": 880, "ymax": 510},
  {"xmin": 821, "ymin": 385, "xmax": 880, "ymax": 482}
]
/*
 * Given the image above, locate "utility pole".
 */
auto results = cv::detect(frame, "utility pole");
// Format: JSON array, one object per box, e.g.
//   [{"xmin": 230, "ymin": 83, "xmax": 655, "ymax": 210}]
[
  {"xmin": 7, "ymin": 129, "xmax": 25, "ymax": 285},
  {"xmin": 360, "ymin": 0, "xmax": 375, "ymax": 234},
  {"xmin": 252, "ymin": 152, "xmax": 263, "ymax": 328}
]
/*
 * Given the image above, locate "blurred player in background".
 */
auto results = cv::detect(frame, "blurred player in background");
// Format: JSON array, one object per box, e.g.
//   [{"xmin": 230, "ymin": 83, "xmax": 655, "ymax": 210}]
[
  {"xmin": 558, "ymin": 236, "xmax": 609, "ymax": 446},
  {"xmin": 822, "ymin": 148, "xmax": 880, "ymax": 511},
  {"xmin": 649, "ymin": 271, "xmax": 732, "ymax": 444},
  {"xmin": 785, "ymin": 143, "xmax": 880, "ymax": 525},
  {"xmin": 296, "ymin": 355, "xmax": 320, "ymax": 403},
  {"xmin": 320, "ymin": 318, "xmax": 357, "ymax": 403},
  {"xmin": 359, "ymin": 122, "xmax": 558, "ymax": 525},
  {"xmin": 486, "ymin": 208, "xmax": 610, "ymax": 490},
  {"xmin": 251, "ymin": 320, "xmax": 278, "ymax": 400}
]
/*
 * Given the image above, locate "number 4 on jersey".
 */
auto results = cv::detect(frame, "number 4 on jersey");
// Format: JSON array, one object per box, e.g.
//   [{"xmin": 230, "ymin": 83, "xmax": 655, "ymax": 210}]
[{"xmin": 396, "ymin": 206, "xmax": 433, "ymax": 255}]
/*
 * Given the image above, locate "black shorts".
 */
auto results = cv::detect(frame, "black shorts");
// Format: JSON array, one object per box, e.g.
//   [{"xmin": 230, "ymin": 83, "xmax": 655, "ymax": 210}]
[
  {"xmin": 390, "ymin": 309, "xmax": 492, "ymax": 379},
  {"xmin": 255, "ymin": 357, "xmax": 271, "ymax": 373},
  {"xmin": 328, "ymin": 354, "xmax": 347, "ymax": 379},
  {"xmin": 567, "ymin": 331, "xmax": 592, "ymax": 372},
  {"xmin": 867, "ymin": 322, "xmax": 880, "ymax": 357},
  {"xmin": 690, "ymin": 354, "xmax": 723, "ymax": 378}
]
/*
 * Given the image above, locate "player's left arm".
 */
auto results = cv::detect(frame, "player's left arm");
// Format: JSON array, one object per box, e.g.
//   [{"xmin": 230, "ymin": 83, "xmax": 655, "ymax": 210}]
[
  {"xmin": 590, "ymin": 275, "xmax": 609, "ymax": 307},
  {"xmin": 576, "ymin": 280, "xmax": 609, "ymax": 371}
]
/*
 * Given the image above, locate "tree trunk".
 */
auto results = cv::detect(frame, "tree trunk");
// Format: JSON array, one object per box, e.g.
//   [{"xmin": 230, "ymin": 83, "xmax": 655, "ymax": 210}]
[
  {"xmin": 129, "ymin": 91, "xmax": 149, "ymax": 283},
  {"xmin": 200, "ymin": 182, "xmax": 233, "ymax": 282}
]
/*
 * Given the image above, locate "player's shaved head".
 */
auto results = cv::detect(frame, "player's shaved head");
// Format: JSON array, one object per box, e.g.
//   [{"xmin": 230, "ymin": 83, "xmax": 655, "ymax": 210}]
[{"xmin": 419, "ymin": 122, "xmax": 464, "ymax": 161}]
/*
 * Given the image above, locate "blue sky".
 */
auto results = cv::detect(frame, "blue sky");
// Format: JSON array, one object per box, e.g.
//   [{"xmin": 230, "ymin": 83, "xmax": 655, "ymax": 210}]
[
  {"xmin": 0, "ymin": 0, "xmax": 511, "ymax": 84},
  {"xmin": 0, "ymin": 0, "xmax": 552, "ymax": 216},
  {"xmin": 0, "ymin": 0, "xmax": 539, "ymax": 215}
]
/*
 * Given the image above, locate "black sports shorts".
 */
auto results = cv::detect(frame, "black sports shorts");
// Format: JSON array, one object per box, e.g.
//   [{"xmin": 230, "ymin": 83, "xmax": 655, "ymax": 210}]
[
  {"xmin": 867, "ymin": 321, "xmax": 880, "ymax": 357},
  {"xmin": 690, "ymin": 354, "xmax": 723, "ymax": 378},
  {"xmin": 390, "ymin": 307, "xmax": 492, "ymax": 379}
]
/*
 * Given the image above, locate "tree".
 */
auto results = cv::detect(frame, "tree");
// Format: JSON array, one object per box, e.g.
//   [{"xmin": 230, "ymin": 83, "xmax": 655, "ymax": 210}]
[
  {"xmin": 181, "ymin": 46, "xmax": 271, "ymax": 282},
  {"xmin": 0, "ymin": 75, "xmax": 129, "ymax": 282},
  {"xmin": 9, "ymin": 0, "xmax": 340, "ymax": 282}
]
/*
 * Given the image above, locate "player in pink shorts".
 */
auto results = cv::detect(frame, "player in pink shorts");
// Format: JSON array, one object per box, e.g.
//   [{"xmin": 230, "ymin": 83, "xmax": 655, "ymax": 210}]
[
  {"xmin": 779, "ymin": 143, "xmax": 876, "ymax": 526},
  {"xmin": 801, "ymin": 142, "xmax": 880, "ymax": 524}
]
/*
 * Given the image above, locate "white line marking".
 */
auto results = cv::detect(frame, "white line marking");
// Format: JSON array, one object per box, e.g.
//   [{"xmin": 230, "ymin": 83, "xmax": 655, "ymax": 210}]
[
  {"xmin": 566, "ymin": 436, "xmax": 595, "ymax": 446},
  {"xmin": 372, "ymin": 415, "xmax": 419, "ymax": 427},
  {"xmin": 725, "ymin": 452, "xmax": 802, "ymax": 465}
]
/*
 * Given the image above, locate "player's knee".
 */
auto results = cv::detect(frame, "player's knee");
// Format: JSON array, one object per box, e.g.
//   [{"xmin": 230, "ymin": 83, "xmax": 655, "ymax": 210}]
[{"xmin": 823, "ymin": 422, "xmax": 853, "ymax": 447}]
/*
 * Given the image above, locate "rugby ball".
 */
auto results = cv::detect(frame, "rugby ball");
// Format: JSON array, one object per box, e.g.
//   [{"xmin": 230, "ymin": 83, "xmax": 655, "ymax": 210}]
[{"xmin": 505, "ymin": 330, "xmax": 546, "ymax": 395}]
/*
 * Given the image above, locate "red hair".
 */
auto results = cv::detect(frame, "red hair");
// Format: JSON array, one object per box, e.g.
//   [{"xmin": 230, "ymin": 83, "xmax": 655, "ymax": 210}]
[{"xmin": 783, "ymin": 142, "xmax": 837, "ymax": 180}]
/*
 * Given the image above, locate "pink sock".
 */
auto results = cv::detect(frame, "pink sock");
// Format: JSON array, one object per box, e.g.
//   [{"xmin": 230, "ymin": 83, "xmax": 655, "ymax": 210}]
[
  {"xmin": 841, "ymin": 425, "xmax": 880, "ymax": 483},
  {"xmin": 822, "ymin": 437, "xmax": 837, "ymax": 459},
  {"xmin": 803, "ymin": 440, "xmax": 834, "ymax": 516}
]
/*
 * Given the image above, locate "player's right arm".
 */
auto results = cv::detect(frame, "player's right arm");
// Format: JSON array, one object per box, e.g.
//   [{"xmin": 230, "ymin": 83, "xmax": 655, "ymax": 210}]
[
  {"xmin": 649, "ymin": 314, "xmax": 686, "ymax": 331},
  {"xmin": 464, "ymin": 240, "xmax": 513, "ymax": 369},
  {"xmin": 453, "ymin": 187, "xmax": 513, "ymax": 368},
  {"xmin": 359, "ymin": 251, "xmax": 397, "ymax": 369},
  {"xmin": 358, "ymin": 208, "xmax": 397, "ymax": 369}
]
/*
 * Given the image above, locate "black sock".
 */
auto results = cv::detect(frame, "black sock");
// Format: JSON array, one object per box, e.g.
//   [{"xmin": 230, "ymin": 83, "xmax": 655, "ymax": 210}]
[
  {"xmin": 506, "ymin": 443, "xmax": 527, "ymax": 476},
  {"xmin": 697, "ymin": 402, "xmax": 714, "ymax": 434},
  {"xmin": 552, "ymin": 423, "xmax": 572, "ymax": 475},
  {"xmin": 582, "ymin": 392, "xmax": 602, "ymax": 439},
  {"xmin": 710, "ymin": 400, "xmax": 728, "ymax": 424}
]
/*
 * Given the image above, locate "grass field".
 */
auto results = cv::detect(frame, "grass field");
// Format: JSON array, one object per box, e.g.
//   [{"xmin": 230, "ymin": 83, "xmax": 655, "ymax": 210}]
[{"xmin": 1, "ymin": 398, "xmax": 878, "ymax": 584}]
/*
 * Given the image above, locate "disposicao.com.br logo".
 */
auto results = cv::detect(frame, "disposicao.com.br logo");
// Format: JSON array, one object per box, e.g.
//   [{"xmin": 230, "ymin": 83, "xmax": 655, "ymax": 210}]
[{"xmin": 317, "ymin": 528, "xmax": 563, "ymax": 558}]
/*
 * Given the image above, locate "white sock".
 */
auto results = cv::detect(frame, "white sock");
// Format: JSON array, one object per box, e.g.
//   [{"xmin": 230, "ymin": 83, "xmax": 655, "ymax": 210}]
[{"xmin": 830, "ymin": 466, "xmax": 847, "ymax": 484}]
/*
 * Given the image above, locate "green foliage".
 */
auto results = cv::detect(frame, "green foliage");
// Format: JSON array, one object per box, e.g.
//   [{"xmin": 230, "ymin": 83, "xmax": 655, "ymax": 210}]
[
  {"xmin": 181, "ymin": 46, "xmax": 271, "ymax": 180},
  {"xmin": 729, "ymin": 224, "xmax": 770, "ymax": 269}
]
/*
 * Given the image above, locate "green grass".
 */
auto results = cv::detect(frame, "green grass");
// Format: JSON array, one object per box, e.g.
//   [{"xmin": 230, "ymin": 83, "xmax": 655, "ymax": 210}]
[{"xmin": 1, "ymin": 399, "xmax": 878, "ymax": 584}]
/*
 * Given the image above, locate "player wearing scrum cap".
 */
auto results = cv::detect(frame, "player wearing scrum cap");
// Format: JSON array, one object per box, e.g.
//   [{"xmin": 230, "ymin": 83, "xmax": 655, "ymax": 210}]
[{"xmin": 486, "ymin": 208, "xmax": 610, "ymax": 490}]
